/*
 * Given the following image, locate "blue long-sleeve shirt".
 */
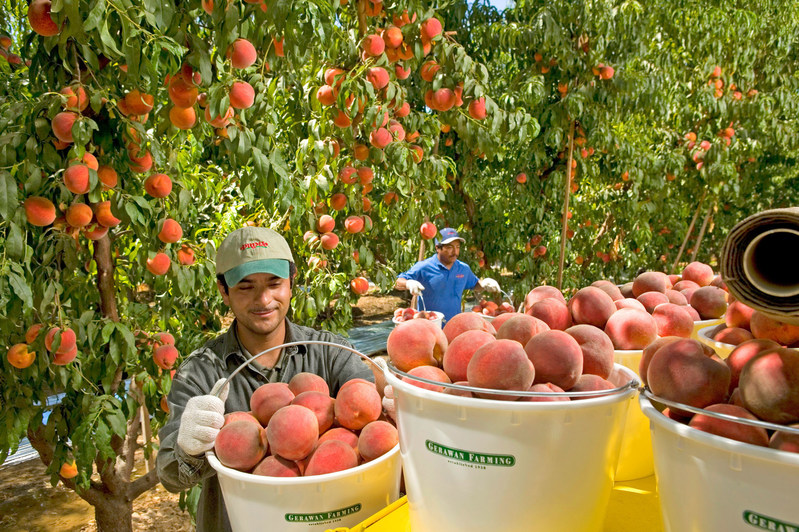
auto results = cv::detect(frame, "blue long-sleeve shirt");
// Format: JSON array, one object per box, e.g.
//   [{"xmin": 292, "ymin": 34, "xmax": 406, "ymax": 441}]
[{"xmin": 398, "ymin": 254, "xmax": 480, "ymax": 321}]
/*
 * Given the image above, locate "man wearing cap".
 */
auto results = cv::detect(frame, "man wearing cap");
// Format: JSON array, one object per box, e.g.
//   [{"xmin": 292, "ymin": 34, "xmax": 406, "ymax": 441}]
[
  {"xmin": 156, "ymin": 226, "xmax": 378, "ymax": 532},
  {"xmin": 395, "ymin": 227, "xmax": 501, "ymax": 321}
]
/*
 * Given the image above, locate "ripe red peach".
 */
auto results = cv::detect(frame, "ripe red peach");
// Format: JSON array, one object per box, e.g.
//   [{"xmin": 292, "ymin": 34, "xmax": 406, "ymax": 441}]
[
  {"xmin": 565, "ymin": 324, "xmax": 614, "ymax": 379},
  {"xmin": 769, "ymin": 425, "xmax": 799, "ymax": 454},
  {"xmin": 266, "ymin": 405, "xmax": 319, "ymax": 461},
  {"xmin": 495, "ymin": 314, "xmax": 550, "ymax": 346},
  {"xmin": 688, "ymin": 403, "xmax": 768, "ymax": 446},
  {"xmin": 568, "ymin": 374, "xmax": 616, "ymax": 399},
  {"xmin": 490, "ymin": 311, "xmax": 522, "ymax": 332},
  {"xmin": 520, "ymin": 383, "xmax": 570, "ymax": 402},
  {"xmin": 713, "ymin": 327, "xmax": 754, "ymax": 345},
  {"xmin": 637, "ymin": 291, "xmax": 670, "ymax": 313},
  {"xmin": 358, "ymin": 420, "xmax": 398, "ymax": 462},
  {"xmin": 569, "ymin": 286, "xmax": 617, "ymax": 328},
  {"xmin": 619, "ymin": 282, "xmax": 634, "ymax": 298},
  {"xmin": 673, "ymin": 280, "xmax": 700, "ymax": 292},
  {"xmin": 333, "ymin": 380, "xmax": 382, "ymax": 430},
  {"xmin": 304, "ymin": 440, "xmax": 359, "ymax": 476},
  {"xmin": 652, "ymin": 303, "xmax": 694, "ymax": 338},
  {"xmin": 387, "ymin": 318, "xmax": 448, "ymax": 371},
  {"xmin": 467, "ymin": 339, "xmax": 535, "ymax": 400},
  {"xmin": 215, "ymin": 420, "xmax": 269, "ymax": 471},
  {"xmin": 524, "ymin": 285, "xmax": 566, "ymax": 312},
  {"xmin": 604, "ymin": 308, "xmax": 658, "ymax": 350},
  {"xmin": 690, "ymin": 286, "xmax": 728, "ymax": 319},
  {"xmin": 223, "ymin": 411, "xmax": 261, "ymax": 427},
  {"xmin": 725, "ymin": 338, "xmax": 781, "ymax": 391},
  {"xmin": 738, "ymin": 348, "xmax": 799, "ymax": 423},
  {"xmin": 442, "ymin": 330, "xmax": 495, "ymax": 382},
  {"xmin": 404, "ymin": 365, "xmax": 451, "ymax": 393},
  {"xmin": 591, "ymin": 280, "xmax": 623, "ymax": 301},
  {"xmin": 632, "ymin": 271, "xmax": 671, "ymax": 297},
  {"xmin": 24, "ymin": 196, "xmax": 56, "ymax": 226},
  {"xmin": 725, "ymin": 300, "xmax": 754, "ymax": 330},
  {"xmin": 252, "ymin": 455, "xmax": 301, "ymax": 477},
  {"xmin": 528, "ymin": 298, "xmax": 572, "ymax": 330},
  {"xmin": 288, "ymin": 372, "xmax": 330, "ymax": 396},
  {"xmin": 442, "ymin": 311, "xmax": 495, "ymax": 343},
  {"xmin": 749, "ymin": 311, "xmax": 799, "ymax": 345},
  {"xmin": 639, "ymin": 336, "xmax": 683, "ymax": 385},
  {"xmin": 664, "ymin": 289, "xmax": 688, "ymax": 306},
  {"xmin": 525, "ymin": 330, "xmax": 584, "ymax": 390},
  {"xmin": 614, "ymin": 298, "xmax": 647, "ymax": 312},
  {"xmin": 318, "ymin": 427, "xmax": 359, "ymax": 452},
  {"xmin": 250, "ymin": 382, "xmax": 295, "ymax": 426},
  {"xmin": 681, "ymin": 261, "xmax": 715, "ymax": 287},
  {"xmin": 292, "ymin": 391, "xmax": 335, "ymax": 434}
]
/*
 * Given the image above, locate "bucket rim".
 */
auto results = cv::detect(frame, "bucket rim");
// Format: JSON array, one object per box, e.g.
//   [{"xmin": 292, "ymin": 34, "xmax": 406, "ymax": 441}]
[
  {"xmin": 206, "ymin": 443, "xmax": 401, "ymax": 485},
  {"xmin": 386, "ymin": 363, "xmax": 639, "ymax": 408},
  {"xmin": 639, "ymin": 392, "xmax": 799, "ymax": 464}
]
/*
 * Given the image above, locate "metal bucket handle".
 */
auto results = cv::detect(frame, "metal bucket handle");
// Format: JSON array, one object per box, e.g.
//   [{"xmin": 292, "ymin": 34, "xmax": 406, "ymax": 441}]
[
  {"xmin": 210, "ymin": 340, "xmax": 639, "ymax": 400},
  {"xmin": 641, "ymin": 388, "xmax": 799, "ymax": 435}
]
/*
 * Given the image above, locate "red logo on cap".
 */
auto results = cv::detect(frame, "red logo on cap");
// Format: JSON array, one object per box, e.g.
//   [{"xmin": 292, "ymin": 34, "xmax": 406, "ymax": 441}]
[{"xmin": 240, "ymin": 241, "xmax": 270, "ymax": 251}]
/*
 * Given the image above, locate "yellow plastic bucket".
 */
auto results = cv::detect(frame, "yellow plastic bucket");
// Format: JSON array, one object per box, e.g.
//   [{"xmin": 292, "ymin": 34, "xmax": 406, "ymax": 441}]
[
  {"xmin": 386, "ymin": 363, "xmax": 638, "ymax": 532},
  {"xmin": 612, "ymin": 349, "xmax": 654, "ymax": 481}
]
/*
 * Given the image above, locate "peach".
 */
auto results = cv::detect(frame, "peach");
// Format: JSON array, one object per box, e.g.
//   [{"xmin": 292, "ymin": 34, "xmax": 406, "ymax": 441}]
[
  {"xmin": 215, "ymin": 420, "xmax": 269, "ymax": 471},
  {"xmin": 266, "ymin": 405, "xmax": 319, "ymax": 461},
  {"xmin": 229, "ymin": 81, "xmax": 255, "ymax": 109},
  {"xmin": 404, "ymin": 364, "xmax": 451, "ymax": 393},
  {"xmin": 568, "ymin": 374, "xmax": 616, "ymax": 398},
  {"xmin": 591, "ymin": 280, "xmax": 623, "ymax": 301},
  {"xmin": 769, "ymin": 425, "xmax": 799, "ymax": 454},
  {"xmin": 672, "ymin": 280, "xmax": 700, "ymax": 292},
  {"xmin": 250, "ymin": 382, "xmax": 295, "ymax": 426},
  {"xmin": 64, "ymin": 164, "xmax": 90, "ymax": 194},
  {"xmin": 618, "ymin": 282, "xmax": 634, "ymax": 298},
  {"xmin": 59, "ymin": 461, "xmax": 78, "ymax": 479},
  {"xmin": 442, "ymin": 312, "xmax": 495, "ymax": 343},
  {"xmin": 304, "ymin": 440, "xmax": 358, "ymax": 476},
  {"xmin": 738, "ymin": 348, "xmax": 799, "ymax": 423},
  {"xmin": 128, "ymin": 149, "xmax": 153, "ymax": 173},
  {"xmin": 7, "ymin": 343, "xmax": 36, "ymax": 369},
  {"xmin": 615, "ymin": 297, "xmax": 647, "ymax": 312},
  {"xmin": 344, "ymin": 216, "xmax": 364, "ymax": 233},
  {"xmin": 316, "ymin": 214, "xmax": 335, "ymax": 233},
  {"xmin": 681, "ymin": 261, "xmax": 715, "ymax": 287},
  {"xmin": 177, "ymin": 245, "xmax": 195, "ymax": 265},
  {"xmin": 647, "ymin": 338, "xmax": 731, "ymax": 415},
  {"xmin": 443, "ymin": 381, "xmax": 474, "ymax": 398},
  {"xmin": 52, "ymin": 111, "xmax": 77, "ymax": 143},
  {"xmin": 713, "ymin": 327, "xmax": 753, "ymax": 345},
  {"xmin": 227, "ymin": 38, "xmax": 257, "ymax": 69},
  {"xmin": 317, "ymin": 85, "xmax": 336, "ymax": 106},
  {"xmin": 24, "ymin": 196, "xmax": 56, "ymax": 226},
  {"xmin": 370, "ymin": 127, "xmax": 392, "ymax": 148},
  {"xmin": 367, "ymin": 67, "xmax": 389, "ymax": 90},
  {"xmin": 568, "ymin": 286, "xmax": 616, "ymax": 328},
  {"xmin": 468, "ymin": 97, "xmax": 486, "ymax": 120},
  {"xmin": 60, "ymin": 85, "xmax": 88, "ymax": 111},
  {"xmin": 169, "ymin": 105, "xmax": 196, "ymax": 129},
  {"xmin": 223, "ymin": 411, "xmax": 261, "ymax": 427},
  {"xmin": 750, "ymin": 311, "xmax": 799, "ymax": 345},
  {"xmin": 358, "ymin": 420, "xmax": 398, "ymax": 462},
  {"xmin": 125, "ymin": 90, "xmax": 154, "ymax": 114},
  {"xmin": 292, "ymin": 391, "xmax": 335, "ymax": 433},
  {"xmin": 153, "ymin": 344, "xmax": 178, "ymax": 370},
  {"xmin": 28, "ymin": 0, "xmax": 60, "ymax": 36},
  {"xmin": 725, "ymin": 300, "xmax": 754, "ymax": 330},
  {"xmin": 442, "ymin": 329, "xmax": 495, "ymax": 382},
  {"xmin": 685, "ymin": 305, "xmax": 701, "ymax": 321},
  {"xmin": 664, "ymin": 289, "xmax": 688, "ymax": 306},
  {"xmin": 158, "ymin": 218, "xmax": 183, "ymax": 243},
  {"xmin": 205, "ymin": 105, "xmax": 234, "ymax": 128},
  {"xmin": 565, "ymin": 324, "xmax": 614, "ymax": 379},
  {"xmin": 688, "ymin": 403, "xmax": 768, "ymax": 446},
  {"xmin": 333, "ymin": 380, "xmax": 381, "ymax": 430},
  {"xmin": 144, "ymin": 173, "xmax": 172, "ymax": 198},
  {"xmin": 632, "ymin": 271, "xmax": 671, "ymax": 297},
  {"xmin": 146, "ymin": 253, "xmax": 171, "ymax": 275},
  {"xmin": 362, "ymin": 34, "xmax": 385, "ymax": 57},
  {"xmin": 490, "ymin": 311, "xmax": 522, "ymax": 332},
  {"xmin": 45, "ymin": 326, "xmax": 76, "ymax": 354},
  {"xmin": 317, "ymin": 427, "xmax": 359, "ymax": 452},
  {"xmin": 528, "ymin": 298, "xmax": 572, "ymax": 330},
  {"xmin": 168, "ymin": 77, "xmax": 198, "ymax": 107},
  {"xmin": 525, "ymin": 330, "xmax": 583, "ymax": 390},
  {"xmin": 53, "ymin": 344, "xmax": 77, "ymax": 365},
  {"xmin": 638, "ymin": 336, "xmax": 684, "ymax": 385},
  {"xmin": 466, "ymin": 339, "xmax": 535, "ymax": 400},
  {"xmin": 520, "ymin": 383, "xmax": 569, "ymax": 402},
  {"xmin": 94, "ymin": 201, "xmax": 120, "ymax": 228},
  {"xmin": 524, "ymin": 285, "xmax": 566, "ymax": 312},
  {"xmin": 725, "ymin": 338, "xmax": 781, "ymax": 391},
  {"xmin": 320, "ymin": 232, "xmax": 339, "ymax": 250},
  {"xmin": 652, "ymin": 303, "xmax": 694, "ymax": 338},
  {"xmin": 329, "ymin": 193, "xmax": 347, "ymax": 211},
  {"xmin": 690, "ymin": 286, "xmax": 727, "ymax": 319},
  {"xmin": 25, "ymin": 323, "xmax": 43, "ymax": 344},
  {"xmin": 288, "ymin": 372, "xmax": 330, "ymax": 396},
  {"xmin": 637, "ymin": 291, "xmax": 669, "ymax": 313},
  {"xmin": 252, "ymin": 455, "xmax": 301, "ymax": 477},
  {"xmin": 387, "ymin": 318, "xmax": 447, "ymax": 371},
  {"xmin": 495, "ymin": 314, "xmax": 550, "ymax": 346},
  {"xmin": 604, "ymin": 308, "xmax": 658, "ymax": 350}
]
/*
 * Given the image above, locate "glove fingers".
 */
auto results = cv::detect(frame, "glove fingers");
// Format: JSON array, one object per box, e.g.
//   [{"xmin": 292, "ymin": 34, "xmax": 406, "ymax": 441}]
[
  {"xmin": 194, "ymin": 410, "xmax": 226, "ymax": 430},
  {"xmin": 192, "ymin": 424, "xmax": 223, "ymax": 444}
]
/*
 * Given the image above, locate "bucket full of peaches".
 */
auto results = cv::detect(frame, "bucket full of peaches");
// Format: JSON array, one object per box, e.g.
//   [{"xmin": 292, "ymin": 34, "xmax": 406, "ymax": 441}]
[
  {"xmin": 471, "ymin": 293, "xmax": 516, "ymax": 324},
  {"xmin": 204, "ymin": 342, "xmax": 402, "ymax": 532}
]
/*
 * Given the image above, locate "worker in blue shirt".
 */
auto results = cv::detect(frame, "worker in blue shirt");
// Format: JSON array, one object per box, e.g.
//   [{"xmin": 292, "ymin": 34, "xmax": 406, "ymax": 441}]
[{"xmin": 395, "ymin": 227, "xmax": 501, "ymax": 321}]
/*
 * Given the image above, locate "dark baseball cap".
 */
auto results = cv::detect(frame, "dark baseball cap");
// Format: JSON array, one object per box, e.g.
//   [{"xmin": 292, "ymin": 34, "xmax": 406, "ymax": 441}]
[{"xmin": 435, "ymin": 227, "xmax": 465, "ymax": 246}]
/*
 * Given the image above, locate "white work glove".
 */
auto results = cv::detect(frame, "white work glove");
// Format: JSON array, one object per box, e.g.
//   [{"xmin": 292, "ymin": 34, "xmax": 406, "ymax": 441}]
[
  {"xmin": 177, "ymin": 378, "xmax": 230, "ymax": 457},
  {"xmin": 372, "ymin": 357, "xmax": 396, "ymax": 421},
  {"xmin": 405, "ymin": 280, "xmax": 425, "ymax": 296},
  {"xmin": 479, "ymin": 277, "xmax": 501, "ymax": 292}
]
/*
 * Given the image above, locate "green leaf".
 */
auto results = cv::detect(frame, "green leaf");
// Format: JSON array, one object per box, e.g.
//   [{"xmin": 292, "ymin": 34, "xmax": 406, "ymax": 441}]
[
  {"xmin": 8, "ymin": 272, "xmax": 33, "ymax": 309},
  {"xmin": 6, "ymin": 222, "xmax": 24, "ymax": 259},
  {"xmin": 0, "ymin": 172, "xmax": 18, "ymax": 221}
]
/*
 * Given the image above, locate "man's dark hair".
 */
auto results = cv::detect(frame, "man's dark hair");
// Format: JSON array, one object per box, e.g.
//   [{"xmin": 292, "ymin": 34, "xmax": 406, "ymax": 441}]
[{"xmin": 217, "ymin": 262, "xmax": 297, "ymax": 294}]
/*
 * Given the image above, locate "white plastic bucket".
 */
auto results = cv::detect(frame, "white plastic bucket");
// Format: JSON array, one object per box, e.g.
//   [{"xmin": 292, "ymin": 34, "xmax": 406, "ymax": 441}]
[
  {"xmin": 386, "ymin": 363, "xmax": 637, "ymax": 532},
  {"xmin": 640, "ymin": 394, "xmax": 799, "ymax": 532},
  {"xmin": 613, "ymin": 349, "xmax": 654, "ymax": 481},
  {"xmin": 691, "ymin": 317, "xmax": 724, "ymax": 339},
  {"xmin": 392, "ymin": 311, "xmax": 444, "ymax": 329},
  {"xmin": 206, "ymin": 444, "xmax": 402, "ymax": 532},
  {"xmin": 696, "ymin": 323, "xmax": 736, "ymax": 358}
]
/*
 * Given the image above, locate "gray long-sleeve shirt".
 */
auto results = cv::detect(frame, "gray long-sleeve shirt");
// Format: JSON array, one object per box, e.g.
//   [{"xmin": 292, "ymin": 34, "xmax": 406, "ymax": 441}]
[{"xmin": 156, "ymin": 319, "xmax": 374, "ymax": 532}]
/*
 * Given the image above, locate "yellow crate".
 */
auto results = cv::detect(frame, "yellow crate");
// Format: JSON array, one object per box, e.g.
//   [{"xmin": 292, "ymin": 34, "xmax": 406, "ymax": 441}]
[{"xmin": 329, "ymin": 476, "xmax": 663, "ymax": 532}]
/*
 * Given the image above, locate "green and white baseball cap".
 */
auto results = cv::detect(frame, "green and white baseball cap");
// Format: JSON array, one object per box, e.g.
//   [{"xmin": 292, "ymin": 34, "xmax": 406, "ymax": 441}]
[{"xmin": 216, "ymin": 226, "xmax": 295, "ymax": 287}]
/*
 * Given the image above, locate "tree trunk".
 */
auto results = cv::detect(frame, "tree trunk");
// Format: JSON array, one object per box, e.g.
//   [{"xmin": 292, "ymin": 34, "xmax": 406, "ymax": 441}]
[
  {"xmin": 557, "ymin": 121, "xmax": 576, "ymax": 290},
  {"xmin": 93, "ymin": 495, "xmax": 134, "ymax": 532}
]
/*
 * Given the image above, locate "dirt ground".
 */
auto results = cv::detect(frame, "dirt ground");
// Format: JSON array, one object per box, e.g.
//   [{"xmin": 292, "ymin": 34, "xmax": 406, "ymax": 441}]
[{"xmin": 0, "ymin": 295, "xmax": 402, "ymax": 532}]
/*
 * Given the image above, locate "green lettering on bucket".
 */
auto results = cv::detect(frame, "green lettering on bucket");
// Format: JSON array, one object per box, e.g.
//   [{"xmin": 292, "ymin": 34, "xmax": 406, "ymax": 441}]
[
  {"xmin": 285, "ymin": 503, "xmax": 362, "ymax": 523},
  {"xmin": 425, "ymin": 440, "xmax": 515, "ymax": 467},
  {"xmin": 743, "ymin": 510, "xmax": 799, "ymax": 532}
]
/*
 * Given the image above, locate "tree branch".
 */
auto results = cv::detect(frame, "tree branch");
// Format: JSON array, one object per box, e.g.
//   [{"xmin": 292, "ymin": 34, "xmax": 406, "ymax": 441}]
[{"xmin": 127, "ymin": 469, "xmax": 160, "ymax": 501}]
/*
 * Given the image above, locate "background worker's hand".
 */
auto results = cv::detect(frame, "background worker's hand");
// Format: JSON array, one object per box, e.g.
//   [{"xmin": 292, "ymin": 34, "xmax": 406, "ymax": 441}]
[
  {"xmin": 405, "ymin": 279, "xmax": 425, "ymax": 296},
  {"xmin": 479, "ymin": 277, "xmax": 501, "ymax": 293},
  {"xmin": 177, "ymin": 378, "xmax": 230, "ymax": 457}
]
